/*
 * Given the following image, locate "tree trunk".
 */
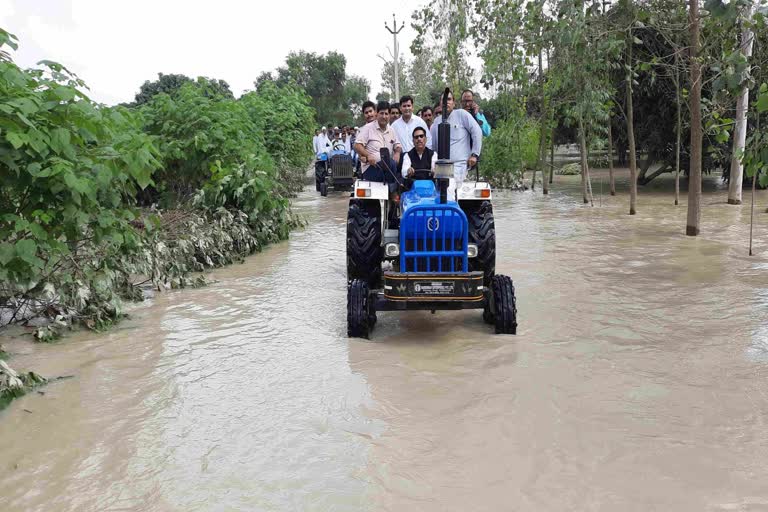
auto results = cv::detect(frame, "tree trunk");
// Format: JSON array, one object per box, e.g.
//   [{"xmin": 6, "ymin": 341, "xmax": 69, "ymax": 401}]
[
  {"xmin": 686, "ymin": 0, "xmax": 702, "ymax": 236},
  {"xmin": 607, "ymin": 117, "xmax": 616, "ymax": 195},
  {"xmin": 549, "ymin": 128, "xmax": 555, "ymax": 184},
  {"xmin": 727, "ymin": 4, "xmax": 755, "ymax": 205},
  {"xmin": 578, "ymin": 116, "xmax": 592, "ymax": 205},
  {"xmin": 539, "ymin": 48, "xmax": 550, "ymax": 196},
  {"xmin": 627, "ymin": 15, "xmax": 638, "ymax": 215},
  {"xmin": 675, "ymin": 52, "xmax": 682, "ymax": 206}
]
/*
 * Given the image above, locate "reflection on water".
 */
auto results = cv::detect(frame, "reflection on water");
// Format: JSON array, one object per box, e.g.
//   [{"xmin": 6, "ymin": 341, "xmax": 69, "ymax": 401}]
[{"xmin": 2, "ymin": 172, "xmax": 768, "ymax": 511}]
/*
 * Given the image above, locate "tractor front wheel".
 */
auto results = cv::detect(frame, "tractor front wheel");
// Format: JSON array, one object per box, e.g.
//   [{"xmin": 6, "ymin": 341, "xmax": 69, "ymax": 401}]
[
  {"xmin": 464, "ymin": 200, "xmax": 496, "ymax": 286},
  {"xmin": 348, "ymin": 279, "xmax": 374, "ymax": 338},
  {"xmin": 347, "ymin": 200, "xmax": 383, "ymax": 286},
  {"xmin": 490, "ymin": 274, "xmax": 517, "ymax": 334},
  {"xmin": 320, "ymin": 181, "xmax": 328, "ymax": 197}
]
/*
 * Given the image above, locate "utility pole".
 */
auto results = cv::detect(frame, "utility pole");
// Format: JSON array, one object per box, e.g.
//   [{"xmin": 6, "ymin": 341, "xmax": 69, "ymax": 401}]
[{"xmin": 384, "ymin": 13, "xmax": 405, "ymax": 101}]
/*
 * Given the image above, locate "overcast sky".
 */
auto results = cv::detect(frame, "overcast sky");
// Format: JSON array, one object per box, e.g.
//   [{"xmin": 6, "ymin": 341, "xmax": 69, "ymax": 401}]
[{"xmin": 0, "ymin": 0, "xmax": 422, "ymax": 105}]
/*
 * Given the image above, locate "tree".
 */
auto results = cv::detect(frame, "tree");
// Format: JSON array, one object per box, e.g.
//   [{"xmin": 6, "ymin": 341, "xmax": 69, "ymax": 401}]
[
  {"xmin": 379, "ymin": 55, "xmax": 409, "ymax": 101},
  {"xmin": 132, "ymin": 73, "xmax": 233, "ymax": 106},
  {"xmin": 267, "ymin": 51, "xmax": 370, "ymax": 126},
  {"xmin": 411, "ymin": 0, "xmax": 476, "ymax": 93},
  {"xmin": 687, "ymin": 0, "xmax": 702, "ymax": 236},
  {"xmin": 727, "ymin": 2, "xmax": 756, "ymax": 204}
]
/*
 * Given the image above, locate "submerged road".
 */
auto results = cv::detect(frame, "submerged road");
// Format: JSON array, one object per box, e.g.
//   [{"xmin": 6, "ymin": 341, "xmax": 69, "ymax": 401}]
[{"xmin": 2, "ymin": 174, "xmax": 768, "ymax": 511}]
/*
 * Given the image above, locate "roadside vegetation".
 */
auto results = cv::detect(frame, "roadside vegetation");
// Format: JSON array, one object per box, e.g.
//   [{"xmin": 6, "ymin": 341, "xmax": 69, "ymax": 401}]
[{"xmin": 0, "ymin": 27, "xmax": 315, "ymax": 345}]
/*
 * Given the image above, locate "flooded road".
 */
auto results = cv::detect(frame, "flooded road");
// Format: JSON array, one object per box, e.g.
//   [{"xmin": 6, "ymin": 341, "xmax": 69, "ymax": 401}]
[{"xmin": 2, "ymin": 172, "xmax": 768, "ymax": 511}]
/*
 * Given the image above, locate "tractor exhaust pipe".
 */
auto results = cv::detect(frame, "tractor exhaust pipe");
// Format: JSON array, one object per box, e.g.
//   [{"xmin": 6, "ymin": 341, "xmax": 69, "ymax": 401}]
[{"xmin": 437, "ymin": 87, "xmax": 451, "ymax": 204}]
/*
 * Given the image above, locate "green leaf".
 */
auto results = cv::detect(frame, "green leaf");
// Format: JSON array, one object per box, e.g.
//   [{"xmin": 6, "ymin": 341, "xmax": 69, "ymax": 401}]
[
  {"xmin": 49, "ymin": 128, "xmax": 71, "ymax": 155},
  {"xmin": 757, "ymin": 92, "xmax": 768, "ymax": 113},
  {"xmin": 5, "ymin": 131, "xmax": 27, "ymax": 149},
  {"xmin": 15, "ymin": 239, "xmax": 43, "ymax": 268},
  {"xmin": 0, "ymin": 243, "xmax": 14, "ymax": 265}
]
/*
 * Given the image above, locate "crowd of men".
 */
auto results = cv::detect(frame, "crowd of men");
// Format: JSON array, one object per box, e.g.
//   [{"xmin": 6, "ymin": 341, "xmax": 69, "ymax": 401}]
[{"xmin": 312, "ymin": 90, "xmax": 491, "ymax": 187}]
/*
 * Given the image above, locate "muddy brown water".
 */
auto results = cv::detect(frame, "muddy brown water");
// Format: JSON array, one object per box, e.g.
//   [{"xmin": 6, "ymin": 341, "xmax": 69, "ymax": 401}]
[{"xmin": 2, "ymin": 171, "xmax": 768, "ymax": 511}]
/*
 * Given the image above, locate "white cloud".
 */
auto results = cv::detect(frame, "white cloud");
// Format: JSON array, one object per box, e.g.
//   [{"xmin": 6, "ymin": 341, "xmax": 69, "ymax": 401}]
[{"xmin": 1, "ymin": 0, "xmax": 422, "ymax": 105}]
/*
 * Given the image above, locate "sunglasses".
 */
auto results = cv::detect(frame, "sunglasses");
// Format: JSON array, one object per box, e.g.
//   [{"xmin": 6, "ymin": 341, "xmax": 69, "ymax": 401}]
[{"xmin": 413, "ymin": 134, "xmax": 426, "ymax": 139}]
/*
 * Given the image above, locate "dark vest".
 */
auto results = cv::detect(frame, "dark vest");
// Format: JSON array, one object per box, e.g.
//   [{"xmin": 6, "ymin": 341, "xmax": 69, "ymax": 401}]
[{"xmin": 407, "ymin": 147, "xmax": 434, "ymax": 170}]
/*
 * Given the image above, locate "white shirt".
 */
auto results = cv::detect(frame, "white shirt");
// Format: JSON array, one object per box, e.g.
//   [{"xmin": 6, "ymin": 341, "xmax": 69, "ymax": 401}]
[
  {"xmin": 429, "ymin": 109, "xmax": 483, "ymax": 184},
  {"xmin": 391, "ymin": 115, "xmax": 432, "ymax": 152},
  {"xmin": 316, "ymin": 134, "xmax": 331, "ymax": 154},
  {"xmin": 401, "ymin": 150, "xmax": 438, "ymax": 177}
]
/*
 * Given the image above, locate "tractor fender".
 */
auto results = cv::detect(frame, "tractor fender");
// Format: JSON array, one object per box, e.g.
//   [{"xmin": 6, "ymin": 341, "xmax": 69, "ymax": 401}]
[
  {"xmin": 456, "ymin": 181, "xmax": 493, "ymax": 201},
  {"xmin": 353, "ymin": 180, "xmax": 389, "ymax": 200}
]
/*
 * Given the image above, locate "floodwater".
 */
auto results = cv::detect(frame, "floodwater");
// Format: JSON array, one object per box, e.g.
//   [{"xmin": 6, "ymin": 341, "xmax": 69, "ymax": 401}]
[{"xmin": 2, "ymin": 171, "xmax": 768, "ymax": 511}]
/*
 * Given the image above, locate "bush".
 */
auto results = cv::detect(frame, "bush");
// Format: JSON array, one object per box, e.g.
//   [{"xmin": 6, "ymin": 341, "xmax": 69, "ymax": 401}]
[
  {"xmin": 0, "ymin": 28, "xmax": 161, "ymax": 327},
  {"xmin": 481, "ymin": 116, "xmax": 540, "ymax": 188},
  {"xmin": 556, "ymin": 162, "xmax": 582, "ymax": 175},
  {"xmin": 241, "ymin": 81, "xmax": 315, "ymax": 195}
]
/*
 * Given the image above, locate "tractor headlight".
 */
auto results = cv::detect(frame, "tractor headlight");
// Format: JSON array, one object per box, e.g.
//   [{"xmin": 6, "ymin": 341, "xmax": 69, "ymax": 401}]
[
  {"xmin": 355, "ymin": 188, "xmax": 371, "ymax": 198},
  {"xmin": 385, "ymin": 243, "xmax": 400, "ymax": 257},
  {"xmin": 467, "ymin": 244, "xmax": 478, "ymax": 258},
  {"xmin": 474, "ymin": 188, "xmax": 491, "ymax": 198}
]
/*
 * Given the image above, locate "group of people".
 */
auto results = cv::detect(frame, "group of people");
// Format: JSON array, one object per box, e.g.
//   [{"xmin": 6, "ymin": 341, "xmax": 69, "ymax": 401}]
[
  {"xmin": 312, "ymin": 89, "xmax": 491, "ymax": 188},
  {"xmin": 312, "ymin": 125, "xmax": 356, "ymax": 155}
]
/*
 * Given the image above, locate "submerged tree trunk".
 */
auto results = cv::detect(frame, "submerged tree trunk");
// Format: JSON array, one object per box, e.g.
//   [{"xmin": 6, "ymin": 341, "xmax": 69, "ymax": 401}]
[
  {"xmin": 675, "ymin": 52, "xmax": 682, "ymax": 206},
  {"xmin": 607, "ymin": 117, "xmax": 616, "ymax": 195},
  {"xmin": 727, "ymin": 4, "xmax": 755, "ymax": 205},
  {"xmin": 686, "ymin": 0, "xmax": 702, "ymax": 236},
  {"xmin": 578, "ymin": 116, "xmax": 592, "ymax": 205},
  {"xmin": 549, "ymin": 128, "xmax": 555, "ymax": 184},
  {"xmin": 626, "ymin": 15, "xmax": 638, "ymax": 215}
]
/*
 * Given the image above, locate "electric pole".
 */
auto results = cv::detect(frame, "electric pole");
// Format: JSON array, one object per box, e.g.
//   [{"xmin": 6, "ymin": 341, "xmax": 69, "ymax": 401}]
[{"xmin": 384, "ymin": 14, "xmax": 405, "ymax": 101}]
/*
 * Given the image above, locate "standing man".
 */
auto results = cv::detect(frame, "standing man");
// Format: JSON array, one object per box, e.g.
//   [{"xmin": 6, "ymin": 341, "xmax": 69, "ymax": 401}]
[
  {"xmin": 312, "ymin": 128, "xmax": 321, "ymax": 154},
  {"xmin": 421, "ymin": 106, "xmax": 434, "ymax": 130},
  {"xmin": 430, "ymin": 90, "xmax": 483, "ymax": 187},
  {"xmin": 362, "ymin": 100, "xmax": 376, "ymax": 125},
  {"xmin": 354, "ymin": 101, "xmax": 402, "ymax": 182},
  {"xmin": 391, "ymin": 95, "xmax": 432, "ymax": 152},
  {"xmin": 389, "ymin": 103, "xmax": 401, "ymax": 123},
  {"xmin": 461, "ymin": 90, "xmax": 491, "ymax": 137}
]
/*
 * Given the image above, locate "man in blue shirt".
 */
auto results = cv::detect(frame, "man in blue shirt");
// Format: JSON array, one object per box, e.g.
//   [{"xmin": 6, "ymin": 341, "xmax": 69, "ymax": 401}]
[{"xmin": 461, "ymin": 89, "xmax": 491, "ymax": 137}]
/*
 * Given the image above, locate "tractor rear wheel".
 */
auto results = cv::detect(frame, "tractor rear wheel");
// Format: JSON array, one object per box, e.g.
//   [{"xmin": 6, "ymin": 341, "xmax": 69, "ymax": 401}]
[
  {"xmin": 490, "ymin": 274, "xmax": 517, "ymax": 334},
  {"xmin": 347, "ymin": 200, "xmax": 383, "ymax": 286},
  {"xmin": 348, "ymin": 279, "xmax": 373, "ymax": 338},
  {"xmin": 463, "ymin": 200, "xmax": 496, "ymax": 286}
]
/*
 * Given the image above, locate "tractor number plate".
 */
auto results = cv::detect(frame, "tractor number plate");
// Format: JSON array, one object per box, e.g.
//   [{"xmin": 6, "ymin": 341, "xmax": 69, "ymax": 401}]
[{"xmin": 413, "ymin": 281, "xmax": 455, "ymax": 296}]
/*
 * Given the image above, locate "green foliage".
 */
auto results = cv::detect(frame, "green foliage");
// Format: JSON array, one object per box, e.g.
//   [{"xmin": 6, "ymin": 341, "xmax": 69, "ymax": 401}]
[
  {"xmin": 0, "ymin": 29, "xmax": 162, "ymax": 327},
  {"xmin": 557, "ymin": 162, "xmax": 582, "ymax": 175},
  {"xmin": 241, "ymin": 81, "xmax": 315, "ymax": 194},
  {"xmin": 260, "ymin": 51, "xmax": 370, "ymax": 126},
  {"xmin": 0, "ymin": 358, "xmax": 46, "ymax": 411},
  {"xmin": 132, "ymin": 73, "xmax": 234, "ymax": 106},
  {"xmin": 1, "ymin": 28, "xmax": 310, "ymax": 334},
  {"xmin": 741, "ymin": 83, "xmax": 768, "ymax": 187},
  {"xmin": 481, "ymin": 112, "xmax": 540, "ymax": 188}
]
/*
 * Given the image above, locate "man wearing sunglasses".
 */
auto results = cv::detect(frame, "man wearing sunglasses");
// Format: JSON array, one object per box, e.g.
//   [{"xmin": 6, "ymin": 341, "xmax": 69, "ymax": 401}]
[{"xmin": 401, "ymin": 126, "xmax": 436, "ymax": 178}]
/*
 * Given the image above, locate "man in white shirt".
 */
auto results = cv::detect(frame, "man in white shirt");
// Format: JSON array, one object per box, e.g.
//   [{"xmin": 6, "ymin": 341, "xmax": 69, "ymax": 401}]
[
  {"xmin": 391, "ymin": 95, "xmax": 432, "ymax": 152},
  {"xmin": 312, "ymin": 128, "xmax": 321, "ymax": 154},
  {"xmin": 430, "ymin": 90, "xmax": 483, "ymax": 186}
]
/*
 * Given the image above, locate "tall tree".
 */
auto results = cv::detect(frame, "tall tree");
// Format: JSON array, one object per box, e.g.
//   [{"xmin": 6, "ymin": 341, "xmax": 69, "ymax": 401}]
[
  {"xmin": 624, "ymin": 0, "xmax": 639, "ymax": 215},
  {"xmin": 268, "ymin": 51, "xmax": 370, "ymax": 126},
  {"xmin": 727, "ymin": 2, "xmax": 756, "ymax": 205},
  {"xmin": 687, "ymin": 0, "xmax": 702, "ymax": 236},
  {"xmin": 411, "ymin": 0, "xmax": 475, "ymax": 93}
]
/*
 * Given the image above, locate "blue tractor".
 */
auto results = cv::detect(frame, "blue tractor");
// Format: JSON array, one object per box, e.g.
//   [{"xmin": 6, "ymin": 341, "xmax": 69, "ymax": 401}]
[
  {"xmin": 315, "ymin": 140, "xmax": 356, "ymax": 197},
  {"xmin": 346, "ymin": 89, "xmax": 517, "ymax": 338}
]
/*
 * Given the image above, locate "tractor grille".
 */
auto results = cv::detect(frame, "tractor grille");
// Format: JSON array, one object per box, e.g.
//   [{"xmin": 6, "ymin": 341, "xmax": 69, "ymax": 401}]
[
  {"xmin": 330, "ymin": 154, "xmax": 354, "ymax": 179},
  {"xmin": 400, "ymin": 205, "xmax": 468, "ymax": 273}
]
